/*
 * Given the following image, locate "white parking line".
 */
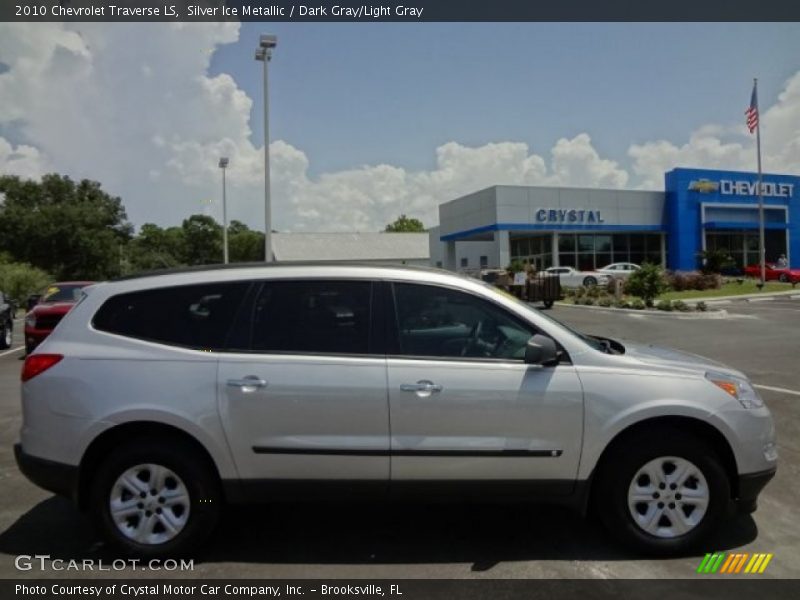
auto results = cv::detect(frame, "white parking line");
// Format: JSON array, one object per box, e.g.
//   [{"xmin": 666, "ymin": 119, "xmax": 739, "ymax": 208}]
[
  {"xmin": 754, "ymin": 384, "xmax": 800, "ymax": 397},
  {"xmin": 0, "ymin": 346, "xmax": 23, "ymax": 358}
]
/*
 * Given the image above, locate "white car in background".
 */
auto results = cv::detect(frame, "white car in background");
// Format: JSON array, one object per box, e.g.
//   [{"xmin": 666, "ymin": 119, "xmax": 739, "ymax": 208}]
[
  {"xmin": 544, "ymin": 266, "xmax": 609, "ymax": 288},
  {"xmin": 597, "ymin": 262, "xmax": 641, "ymax": 279}
]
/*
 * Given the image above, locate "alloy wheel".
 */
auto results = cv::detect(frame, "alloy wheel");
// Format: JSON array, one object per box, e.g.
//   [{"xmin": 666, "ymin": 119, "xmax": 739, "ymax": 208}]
[
  {"xmin": 109, "ymin": 463, "xmax": 191, "ymax": 545},
  {"xmin": 627, "ymin": 456, "xmax": 709, "ymax": 538}
]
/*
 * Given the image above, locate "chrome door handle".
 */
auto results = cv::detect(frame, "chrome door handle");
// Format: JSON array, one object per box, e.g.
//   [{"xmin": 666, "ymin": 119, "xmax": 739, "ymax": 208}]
[
  {"xmin": 400, "ymin": 380, "xmax": 443, "ymax": 394},
  {"xmin": 227, "ymin": 376, "xmax": 268, "ymax": 390}
]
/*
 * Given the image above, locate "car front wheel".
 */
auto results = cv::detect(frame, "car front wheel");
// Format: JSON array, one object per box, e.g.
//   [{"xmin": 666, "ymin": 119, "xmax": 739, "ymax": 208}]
[
  {"xmin": 583, "ymin": 276, "xmax": 598, "ymax": 287},
  {"xmin": 595, "ymin": 429, "xmax": 730, "ymax": 555},
  {"xmin": 779, "ymin": 273, "xmax": 789, "ymax": 283},
  {"xmin": 90, "ymin": 439, "xmax": 221, "ymax": 557}
]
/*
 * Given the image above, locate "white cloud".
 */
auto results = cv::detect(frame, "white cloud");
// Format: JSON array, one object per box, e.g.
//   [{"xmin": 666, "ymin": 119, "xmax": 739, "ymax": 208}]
[
  {"xmin": 629, "ymin": 71, "xmax": 800, "ymax": 188},
  {"xmin": 1, "ymin": 23, "xmax": 799, "ymax": 234}
]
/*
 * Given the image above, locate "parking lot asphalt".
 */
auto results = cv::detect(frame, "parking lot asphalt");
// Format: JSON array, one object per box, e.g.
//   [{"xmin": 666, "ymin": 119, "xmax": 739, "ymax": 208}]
[{"xmin": 0, "ymin": 303, "xmax": 797, "ymax": 580}]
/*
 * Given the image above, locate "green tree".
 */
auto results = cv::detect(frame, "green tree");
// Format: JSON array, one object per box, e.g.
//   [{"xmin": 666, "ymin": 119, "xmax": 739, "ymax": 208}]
[
  {"xmin": 181, "ymin": 214, "xmax": 223, "ymax": 265},
  {"xmin": 0, "ymin": 174, "xmax": 133, "ymax": 280},
  {"xmin": 624, "ymin": 262, "xmax": 668, "ymax": 307},
  {"xmin": 385, "ymin": 214, "xmax": 425, "ymax": 232},
  {"xmin": 227, "ymin": 220, "xmax": 265, "ymax": 262},
  {"xmin": 126, "ymin": 223, "xmax": 187, "ymax": 273}
]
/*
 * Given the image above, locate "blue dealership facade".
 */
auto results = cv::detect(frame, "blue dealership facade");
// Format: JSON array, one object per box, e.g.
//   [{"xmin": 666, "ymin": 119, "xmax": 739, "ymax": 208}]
[{"xmin": 429, "ymin": 167, "xmax": 799, "ymax": 272}]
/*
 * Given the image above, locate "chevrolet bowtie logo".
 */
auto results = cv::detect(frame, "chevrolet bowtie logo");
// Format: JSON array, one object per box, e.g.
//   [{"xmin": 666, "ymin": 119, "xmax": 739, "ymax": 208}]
[{"xmin": 688, "ymin": 179, "xmax": 720, "ymax": 193}]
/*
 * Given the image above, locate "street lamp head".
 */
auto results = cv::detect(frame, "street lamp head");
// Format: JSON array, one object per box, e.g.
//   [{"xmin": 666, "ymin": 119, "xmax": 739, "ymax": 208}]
[
  {"xmin": 259, "ymin": 34, "xmax": 277, "ymax": 49},
  {"xmin": 254, "ymin": 48, "xmax": 266, "ymax": 61},
  {"xmin": 218, "ymin": 157, "xmax": 229, "ymax": 169}
]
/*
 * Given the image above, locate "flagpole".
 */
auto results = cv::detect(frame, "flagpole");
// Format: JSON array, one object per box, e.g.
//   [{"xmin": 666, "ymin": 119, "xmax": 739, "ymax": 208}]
[{"xmin": 754, "ymin": 78, "xmax": 765, "ymax": 288}]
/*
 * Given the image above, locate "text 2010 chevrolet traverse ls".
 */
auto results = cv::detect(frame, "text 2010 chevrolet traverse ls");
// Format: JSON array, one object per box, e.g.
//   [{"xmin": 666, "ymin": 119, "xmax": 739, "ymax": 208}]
[{"xmin": 15, "ymin": 264, "xmax": 776, "ymax": 557}]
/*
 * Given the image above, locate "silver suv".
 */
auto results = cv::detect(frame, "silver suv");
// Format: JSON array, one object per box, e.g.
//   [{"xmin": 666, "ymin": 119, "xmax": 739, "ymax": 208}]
[{"xmin": 15, "ymin": 264, "xmax": 776, "ymax": 556}]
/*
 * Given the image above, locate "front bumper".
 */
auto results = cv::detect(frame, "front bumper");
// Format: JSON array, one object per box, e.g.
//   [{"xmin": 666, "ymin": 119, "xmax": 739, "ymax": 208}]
[
  {"xmin": 735, "ymin": 467, "xmax": 777, "ymax": 513},
  {"xmin": 14, "ymin": 443, "xmax": 78, "ymax": 501}
]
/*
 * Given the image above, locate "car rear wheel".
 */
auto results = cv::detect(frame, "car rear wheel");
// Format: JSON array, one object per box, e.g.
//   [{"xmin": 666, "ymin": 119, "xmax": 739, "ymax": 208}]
[
  {"xmin": 90, "ymin": 439, "xmax": 221, "ymax": 557},
  {"xmin": 595, "ymin": 429, "xmax": 729, "ymax": 555},
  {"xmin": 0, "ymin": 321, "xmax": 11, "ymax": 349},
  {"xmin": 779, "ymin": 273, "xmax": 789, "ymax": 283},
  {"xmin": 583, "ymin": 276, "xmax": 598, "ymax": 287}
]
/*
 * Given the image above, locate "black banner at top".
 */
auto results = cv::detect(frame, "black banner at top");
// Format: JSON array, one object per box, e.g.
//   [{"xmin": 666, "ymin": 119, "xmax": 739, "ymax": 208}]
[{"xmin": 2, "ymin": 0, "xmax": 800, "ymax": 22}]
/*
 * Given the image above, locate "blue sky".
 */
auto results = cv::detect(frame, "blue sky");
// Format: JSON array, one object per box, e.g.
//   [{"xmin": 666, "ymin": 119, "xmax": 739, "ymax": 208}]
[
  {"xmin": 211, "ymin": 23, "xmax": 800, "ymax": 176},
  {"xmin": 2, "ymin": 22, "xmax": 799, "ymax": 231}
]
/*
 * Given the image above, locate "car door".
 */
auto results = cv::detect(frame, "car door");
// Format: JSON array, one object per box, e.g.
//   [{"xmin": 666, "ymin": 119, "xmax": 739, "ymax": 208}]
[
  {"xmin": 217, "ymin": 279, "xmax": 390, "ymax": 489},
  {"xmin": 385, "ymin": 281, "xmax": 584, "ymax": 496}
]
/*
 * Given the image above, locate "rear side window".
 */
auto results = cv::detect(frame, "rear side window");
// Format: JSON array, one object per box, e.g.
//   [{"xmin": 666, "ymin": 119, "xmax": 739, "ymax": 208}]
[
  {"xmin": 246, "ymin": 280, "xmax": 373, "ymax": 355},
  {"xmin": 92, "ymin": 282, "xmax": 249, "ymax": 350}
]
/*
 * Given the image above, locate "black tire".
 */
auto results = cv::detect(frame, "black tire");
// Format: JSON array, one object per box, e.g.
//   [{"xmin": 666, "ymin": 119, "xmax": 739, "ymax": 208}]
[
  {"xmin": 779, "ymin": 273, "xmax": 788, "ymax": 283},
  {"xmin": 90, "ymin": 438, "xmax": 221, "ymax": 558},
  {"xmin": 0, "ymin": 321, "xmax": 11, "ymax": 350},
  {"xmin": 543, "ymin": 300, "xmax": 554, "ymax": 309},
  {"xmin": 583, "ymin": 276, "xmax": 598, "ymax": 287},
  {"xmin": 24, "ymin": 341, "xmax": 35, "ymax": 355},
  {"xmin": 594, "ymin": 428, "xmax": 730, "ymax": 556}
]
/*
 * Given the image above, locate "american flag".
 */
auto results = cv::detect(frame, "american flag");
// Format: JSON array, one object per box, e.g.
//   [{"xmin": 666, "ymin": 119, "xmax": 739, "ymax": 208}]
[{"xmin": 745, "ymin": 83, "xmax": 759, "ymax": 134}]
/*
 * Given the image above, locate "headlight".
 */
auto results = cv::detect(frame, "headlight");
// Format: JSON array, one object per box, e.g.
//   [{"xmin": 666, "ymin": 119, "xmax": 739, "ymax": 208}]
[
  {"xmin": 706, "ymin": 371, "xmax": 764, "ymax": 409},
  {"xmin": 25, "ymin": 314, "xmax": 36, "ymax": 328}
]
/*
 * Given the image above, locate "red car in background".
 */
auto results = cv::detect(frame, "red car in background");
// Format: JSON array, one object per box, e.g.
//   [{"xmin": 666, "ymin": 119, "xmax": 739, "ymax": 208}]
[
  {"xmin": 743, "ymin": 263, "xmax": 800, "ymax": 284},
  {"xmin": 24, "ymin": 281, "xmax": 94, "ymax": 354}
]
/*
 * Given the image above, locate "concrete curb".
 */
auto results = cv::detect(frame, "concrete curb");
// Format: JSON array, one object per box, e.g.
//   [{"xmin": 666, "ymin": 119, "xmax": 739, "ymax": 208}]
[
  {"xmin": 555, "ymin": 303, "xmax": 730, "ymax": 319},
  {"xmin": 688, "ymin": 289, "xmax": 800, "ymax": 305}
]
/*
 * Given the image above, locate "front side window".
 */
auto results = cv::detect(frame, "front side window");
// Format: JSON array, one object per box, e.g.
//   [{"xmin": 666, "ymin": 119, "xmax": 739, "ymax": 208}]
[
  {"xmin": 392, "ymin": 283, "xmax": 534, "ymax": 360},
  {"xmin": 92, "ymin": 282, "xmax": 249, "ymax": 350},
  {"xmin": 249, "ymin": 280, "xmax": 372, "ymax": 355}
]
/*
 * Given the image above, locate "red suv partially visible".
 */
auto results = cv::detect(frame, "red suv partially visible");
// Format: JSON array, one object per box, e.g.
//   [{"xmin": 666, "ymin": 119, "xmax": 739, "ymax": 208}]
[{"xmin": 24, "ymin": 281, "xmax": 94, "ymax": 354}]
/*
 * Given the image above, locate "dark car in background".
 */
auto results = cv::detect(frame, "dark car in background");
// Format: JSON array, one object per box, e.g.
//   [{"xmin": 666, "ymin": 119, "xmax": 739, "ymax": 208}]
[
  {"xmin": 24, "ymin": 281, "xmax": 94, "ymax": 354},
  {"xmin": 0, "ymin": 290, "xmax": 14, "ymax": 349}
]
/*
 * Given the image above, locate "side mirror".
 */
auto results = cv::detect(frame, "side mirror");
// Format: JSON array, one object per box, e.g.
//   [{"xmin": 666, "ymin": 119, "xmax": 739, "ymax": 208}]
[{"xmin": 525, "ymin": 334, "xmax": 559, "ymax": 366}]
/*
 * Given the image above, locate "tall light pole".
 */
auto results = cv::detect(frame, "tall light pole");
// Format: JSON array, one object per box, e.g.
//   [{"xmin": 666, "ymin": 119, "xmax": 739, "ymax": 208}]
[
  {"xmin": 218, "ymin": 157, "xmax": 230, "ymax": 264},
  {"xmin": 255, "ymin": 34, "xmax": 277, "ymax": 262}
]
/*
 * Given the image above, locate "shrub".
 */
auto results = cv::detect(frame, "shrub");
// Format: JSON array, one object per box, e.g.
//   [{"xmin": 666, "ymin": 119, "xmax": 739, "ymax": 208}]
[
  {"xmin": 666, "ymin": 270, "xmax": 723, "ymax": 292},
  {"xmin": 629, "ymin": 298, "xmax": 646, "ymax": 310},
  {"xmin": 0, "ymin": 261, "xmax": 52, "ymax": 310},
  {"xmin": 697, "ymin": 249, "xmax": 736, "ymax": 274},
  {"xmin": 669, "ymin": 271, "xmax": 687, "ymax": 292},
  {"xmin": 598, "ymin": 297, "xmax": 613, "ymax": 307},
  {"xmin": 696, "ymin": 301, "xmax": 708, "ymax": 312},
  {"xmin": 656, "ymin": 299, "xmax": 674, "ymax": 311},
  {"xmin": 672, "ymin": 300, "xmax": 691, "ymax": 312},
  {"xmin": 586, "ymin": 285, "xmax": 602, "ymax": 298},
  {"xmin": 574, "ymin": 285, "xmax": 587, "ymax": 299},
  {"xmin": 614, "ymin": 299, "xmax": 631, "ymax": 309},
  {"xmin": 506, "ymin": 259, "xmax": 524, "ymax": 275},
  {"xmin": 583, "ymin": 297, "xmax": 596, "ymax": 306},
  {"xmin": 625, "ymin": 263, "xmax": 668, "ymax": 307}
]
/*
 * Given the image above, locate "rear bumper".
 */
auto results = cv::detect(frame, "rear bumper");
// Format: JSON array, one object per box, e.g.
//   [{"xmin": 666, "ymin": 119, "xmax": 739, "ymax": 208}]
[
  {"xmin": 735, "ymin": 467, "xmax": 776, "ymax": 513},
  {"xmin": 14, "ymin": 443, "xmax": 78, "ymax": 501}
]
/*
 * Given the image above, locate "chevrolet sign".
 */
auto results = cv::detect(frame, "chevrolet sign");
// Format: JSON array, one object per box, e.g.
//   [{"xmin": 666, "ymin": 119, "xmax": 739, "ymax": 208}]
[{"xmin": 720, "ymin": 180, "xmax": 794, "ymax": 198}]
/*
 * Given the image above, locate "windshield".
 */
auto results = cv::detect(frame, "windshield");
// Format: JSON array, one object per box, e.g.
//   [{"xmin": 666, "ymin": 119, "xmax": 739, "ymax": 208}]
[
  {"xmin": 40, "ymin": 284, "xmax": 87, "ymax": 303},
  {"xmin": 477, "ymin": 281, "xmax": 608, "ymax": 352}
]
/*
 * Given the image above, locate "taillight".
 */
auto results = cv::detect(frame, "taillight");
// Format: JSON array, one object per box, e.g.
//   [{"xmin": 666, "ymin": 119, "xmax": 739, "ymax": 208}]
[{"xmin": 21, "ymin": 354, "xmax": 63, "ymax": 382}]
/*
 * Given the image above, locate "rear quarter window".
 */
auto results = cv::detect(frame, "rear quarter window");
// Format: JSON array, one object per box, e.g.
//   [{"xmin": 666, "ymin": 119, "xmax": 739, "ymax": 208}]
[{"xmin": 92, "ymin": 282, "xmax": 250, "ymax": 350}]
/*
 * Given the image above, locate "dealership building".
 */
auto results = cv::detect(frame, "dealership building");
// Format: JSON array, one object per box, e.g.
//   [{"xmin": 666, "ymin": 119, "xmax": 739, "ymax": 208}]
[{"xmin": 429, "ymin": 167, "xmax": 799, "ymax": 272}]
